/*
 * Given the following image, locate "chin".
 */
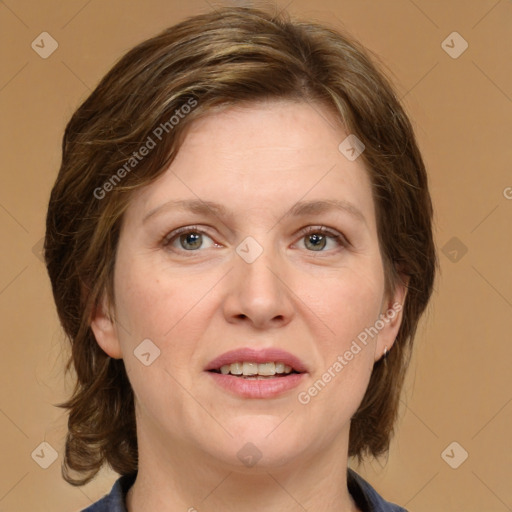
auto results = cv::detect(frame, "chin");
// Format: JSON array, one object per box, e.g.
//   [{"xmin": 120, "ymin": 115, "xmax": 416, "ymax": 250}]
[{"xmin": 206, "ymin": 423, "xmax": 305, "ymax": 471}]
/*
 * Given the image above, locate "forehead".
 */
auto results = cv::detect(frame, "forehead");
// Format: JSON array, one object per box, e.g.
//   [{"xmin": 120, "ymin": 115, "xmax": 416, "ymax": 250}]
[
  {"xmin": 126, "ymin": 99, "xmax": 376, "ymax": 229},
  {"xmin": 179, "ymin": 99, "xmax": 345, "ymax": 161}
]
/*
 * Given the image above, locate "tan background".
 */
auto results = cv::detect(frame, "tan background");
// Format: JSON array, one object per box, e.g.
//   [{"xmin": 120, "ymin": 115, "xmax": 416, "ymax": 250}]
[{"xmin": 1, "ymin": 0, "xmax": 511, "ymax": 510}]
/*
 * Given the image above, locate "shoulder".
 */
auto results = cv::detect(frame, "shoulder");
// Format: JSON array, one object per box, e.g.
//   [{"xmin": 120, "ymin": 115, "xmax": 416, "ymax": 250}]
[
  {"xmin": 80, "ymin": 473, "xmax": 136, "ymax": 512},
  {"xmin": 347, "ymin": 468, "xmax": 408, "ymax": 512}
]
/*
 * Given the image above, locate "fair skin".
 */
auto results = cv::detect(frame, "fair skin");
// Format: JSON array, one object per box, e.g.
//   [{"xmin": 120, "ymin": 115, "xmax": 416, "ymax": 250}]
[{"xmin": 91, "ymin": 99, "xmax": 407, "ymax": 512}]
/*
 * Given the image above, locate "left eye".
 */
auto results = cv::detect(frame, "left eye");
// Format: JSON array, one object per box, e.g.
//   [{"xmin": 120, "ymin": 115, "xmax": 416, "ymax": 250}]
[
  {"xmin": 162, "ymin": 226, "xmax": 347, "ymax": 254},
  {"xmin": 299, "ymin": 226, "xmax": 347, "ymax": 252}
]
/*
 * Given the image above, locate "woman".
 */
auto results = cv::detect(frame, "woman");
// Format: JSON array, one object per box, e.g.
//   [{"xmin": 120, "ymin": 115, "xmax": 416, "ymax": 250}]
[{"xmin": 44, "ymin": 6, "xmax": 437, "ymax": 512}]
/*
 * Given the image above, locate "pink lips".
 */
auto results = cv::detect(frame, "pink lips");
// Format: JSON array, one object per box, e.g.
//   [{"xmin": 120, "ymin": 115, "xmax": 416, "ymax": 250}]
[
  {"xmin": 204, "ymin": 347, "xmax": 309, "ymax": 373},
  {"xmin": 204, "ymin": 347, "xmax": 309, "ymax": 399}
]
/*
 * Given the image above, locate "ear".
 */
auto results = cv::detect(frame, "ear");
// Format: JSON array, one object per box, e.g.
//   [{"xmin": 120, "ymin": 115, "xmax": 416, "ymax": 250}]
[
  {"xmin": 374, "ymin": 272, "xmax": 409, "ymax": 362},
  {"xmin": 90, "ymin": 292, "xmax": 123, "ymax": 359}
]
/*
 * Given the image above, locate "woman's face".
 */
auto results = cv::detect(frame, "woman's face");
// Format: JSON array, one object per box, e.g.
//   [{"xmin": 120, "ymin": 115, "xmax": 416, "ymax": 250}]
[{"xmin": 92, "ymin": 99, "xmax": 406, "ymax": 472}]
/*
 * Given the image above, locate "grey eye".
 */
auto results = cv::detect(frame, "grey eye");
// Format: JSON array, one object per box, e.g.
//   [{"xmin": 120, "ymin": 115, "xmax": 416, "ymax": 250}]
[{"xmin": 304, "ymin": 233, "xmax": 328, "ymax": 251}]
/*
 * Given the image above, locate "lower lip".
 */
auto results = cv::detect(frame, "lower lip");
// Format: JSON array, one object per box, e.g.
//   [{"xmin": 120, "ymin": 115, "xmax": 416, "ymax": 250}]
[{"xmin": 206, "ymin": 372, "xmax": 306, "ymax": 399}]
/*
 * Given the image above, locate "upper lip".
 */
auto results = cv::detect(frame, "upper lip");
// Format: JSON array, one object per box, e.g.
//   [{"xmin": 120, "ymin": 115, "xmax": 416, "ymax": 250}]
[{"xmin": 205, "ymin": 347, "xmax": 309, "ymax": 373}]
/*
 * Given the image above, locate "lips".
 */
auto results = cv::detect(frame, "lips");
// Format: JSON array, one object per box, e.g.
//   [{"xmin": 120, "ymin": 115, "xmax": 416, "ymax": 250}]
[
  {"xmin": 204, "ymin": 347, "xmax": 309, "ymax": 374},
  {"xmin": 205, "ymin": 347, "xmax": 308, "ymax": 399}
]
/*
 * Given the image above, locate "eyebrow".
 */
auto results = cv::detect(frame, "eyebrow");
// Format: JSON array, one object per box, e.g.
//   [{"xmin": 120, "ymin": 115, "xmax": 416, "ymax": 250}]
[{"xmin": 143, "ymin": 198, "xmax": 367, "ymax": 226}]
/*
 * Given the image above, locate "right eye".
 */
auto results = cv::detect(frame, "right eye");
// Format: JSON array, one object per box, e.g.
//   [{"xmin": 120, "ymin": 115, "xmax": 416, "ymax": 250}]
[{"xmin": 162, "ymin": 226, "xmax": 221, "ymax": 255}]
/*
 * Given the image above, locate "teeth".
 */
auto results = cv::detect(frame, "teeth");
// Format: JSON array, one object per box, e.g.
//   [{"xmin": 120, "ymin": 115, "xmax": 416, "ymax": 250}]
[
  {"xmin": 243, "ymin": 362, "xmax": 258, "ymax": 376},
  {"xmin": 275, "ymin": 362, "xmax": 285, "ymax": 373},
  {"xmin": 257, "ymin": 362, "xmax": 275, "ymax": 376},
  {"xmin": 217, "ymin": 362, "xmax": 295, "ymax": 376},
  {"xmin": 230, "ymin": 362, "xmax": 243, "ymax": 375}
]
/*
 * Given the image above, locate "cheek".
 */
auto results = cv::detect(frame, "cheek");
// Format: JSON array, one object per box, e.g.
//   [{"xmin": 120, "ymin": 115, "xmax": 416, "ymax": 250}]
[
  {"xmin": 112, "ymin": 264, "xmax": 202, "ymax": 411},
  {"xmin": 114, "ymin": 257, "xmax": 202, "ymax": 340},
  {"xmin": 310, "ymin": 264, "xmax": 383, "ymax": 407},
  {"xmin": 298, "ymin": 275, "xmax": 380, "ymax": 423},
  {"xmin": 112, "ymin": 256, "xmax": 221, "ymax": 379},
  {"xmin": 311, "ymin": 262, "xmax": 384, "ymax": 351}
]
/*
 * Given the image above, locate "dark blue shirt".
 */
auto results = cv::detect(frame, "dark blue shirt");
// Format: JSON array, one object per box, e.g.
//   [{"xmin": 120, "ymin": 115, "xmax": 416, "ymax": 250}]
[{"xmin": 81, "ymin": 468, "xmax": 407, "ymax": 511}]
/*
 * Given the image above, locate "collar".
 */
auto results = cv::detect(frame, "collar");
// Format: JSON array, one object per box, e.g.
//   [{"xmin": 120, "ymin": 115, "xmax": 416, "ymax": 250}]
[{"xmin": 82, "ymin": 468, "xmax": 407, "ymax": 511}]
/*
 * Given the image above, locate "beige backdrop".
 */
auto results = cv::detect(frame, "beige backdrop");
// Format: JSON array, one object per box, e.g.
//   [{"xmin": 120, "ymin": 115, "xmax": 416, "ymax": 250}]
[{"xmin": 1, "ymin": 0, "xmax": 511, "ymax": 511}]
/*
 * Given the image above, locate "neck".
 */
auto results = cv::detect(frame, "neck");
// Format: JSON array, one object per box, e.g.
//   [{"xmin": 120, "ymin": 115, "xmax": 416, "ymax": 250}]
[{"xmin": 126, "ymin": 424, "xmax": 360, "ymax": 512}]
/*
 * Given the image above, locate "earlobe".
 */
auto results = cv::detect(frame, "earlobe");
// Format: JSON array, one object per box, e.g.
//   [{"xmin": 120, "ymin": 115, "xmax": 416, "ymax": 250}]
[{"xmin": 90, "ymin": 294, "xmax": 123, "ymax": 359}]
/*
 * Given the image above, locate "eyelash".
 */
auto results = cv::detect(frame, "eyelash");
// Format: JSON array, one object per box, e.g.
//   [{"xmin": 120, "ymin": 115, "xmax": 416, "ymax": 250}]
[{"xmin": 162, "ymin": 225, "xmax": 349, "ymax": 256}]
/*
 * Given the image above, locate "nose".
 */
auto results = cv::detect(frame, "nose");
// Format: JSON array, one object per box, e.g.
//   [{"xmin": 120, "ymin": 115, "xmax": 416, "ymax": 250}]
[{"xmin": 223, "ymin": 241, "xmax": 295, "ymax": 330}]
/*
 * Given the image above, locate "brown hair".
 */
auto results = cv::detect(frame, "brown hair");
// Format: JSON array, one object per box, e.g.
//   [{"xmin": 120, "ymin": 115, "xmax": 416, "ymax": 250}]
[{"xmin": 45, "ymin": 5, "xmax": 437, "ymax": 485}]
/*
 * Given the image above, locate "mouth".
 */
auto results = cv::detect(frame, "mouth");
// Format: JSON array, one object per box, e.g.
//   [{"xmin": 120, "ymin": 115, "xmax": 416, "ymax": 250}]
[
  {"xmin": 207, "ymin": 361, "xmax": 302, "ymax": 379},
  {"xmin": 204, "ymin": 347, "xmax": 308, "ymax": 398}
]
